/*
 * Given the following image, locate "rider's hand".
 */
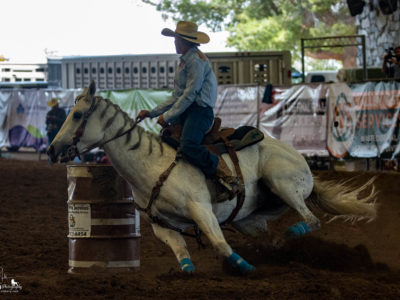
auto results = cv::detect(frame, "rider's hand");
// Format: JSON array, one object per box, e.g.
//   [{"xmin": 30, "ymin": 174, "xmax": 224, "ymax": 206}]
[
  {"xmin": 136, "ymin": 110, "xmax": 150, "ymax": 122},
  {"xmin": 157, "ymin": 115, "xmax": 168, "ymax": 128}
]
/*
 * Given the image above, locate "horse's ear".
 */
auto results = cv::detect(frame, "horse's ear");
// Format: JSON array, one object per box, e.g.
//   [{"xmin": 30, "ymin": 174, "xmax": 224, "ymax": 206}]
[
  {"xmin": 89, "ymin": 80, "xmax": 96, "ymax": 97},
  {"xmin": 82, "ymin": 87, "xmax": 89, "ymax": 96}
]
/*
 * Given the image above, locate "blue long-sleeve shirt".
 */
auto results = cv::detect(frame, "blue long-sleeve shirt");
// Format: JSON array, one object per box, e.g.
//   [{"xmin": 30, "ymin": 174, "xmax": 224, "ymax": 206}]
[{"xmin": 148, "ymin": 47, "xmax": 218, "ymax": 123}]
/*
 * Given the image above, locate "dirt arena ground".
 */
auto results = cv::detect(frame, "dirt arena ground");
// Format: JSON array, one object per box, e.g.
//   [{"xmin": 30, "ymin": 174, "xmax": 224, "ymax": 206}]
[{"xmin": 0, "ymin": 158, "xmax": 399, "ymax": 299}]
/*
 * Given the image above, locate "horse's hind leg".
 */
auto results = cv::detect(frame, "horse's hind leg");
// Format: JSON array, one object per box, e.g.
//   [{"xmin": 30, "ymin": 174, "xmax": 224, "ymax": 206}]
[
  {"xmin": 151, "ymin": 223, "xmax": 194, "ymax": 272},
  {"xmin": 283, "ymin": 196, "xmax": 321, "ymax": 238},
  {"xmin": 187, "ymin": 200, "xmax": 255, "ymax": 274},
  {"xmin": 265, "ymin": 175, "xmax": 321, "ymax": 238}
]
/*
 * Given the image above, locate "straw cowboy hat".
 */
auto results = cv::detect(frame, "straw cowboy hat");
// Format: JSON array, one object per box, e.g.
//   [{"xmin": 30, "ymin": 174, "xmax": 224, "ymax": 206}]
[
  {"xmin": 47, "ymin": 98, "xmax": 59, "ymax": 107},
  {"xmin": 162, "ymin": 21, "xmax": 210, "ymax": 44}
]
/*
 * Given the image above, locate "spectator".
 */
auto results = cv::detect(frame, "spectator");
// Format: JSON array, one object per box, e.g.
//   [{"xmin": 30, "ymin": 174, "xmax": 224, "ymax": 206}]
[
  {"xmin": 46, "ymin": 98, "xmax": 66, "ymax": 145},
  {"xmin": 382, "ymin": 46, "xmax": 400, "ymax": 79}
]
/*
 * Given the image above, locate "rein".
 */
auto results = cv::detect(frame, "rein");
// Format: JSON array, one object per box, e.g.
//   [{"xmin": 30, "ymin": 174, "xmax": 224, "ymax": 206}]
[
  {"xmin": 78, "ymin": 121, "xmax": 139, "ymax": 156},
  {"xmin": 70, "ymin": 96, "xmax": 138, "ymax": 158}
]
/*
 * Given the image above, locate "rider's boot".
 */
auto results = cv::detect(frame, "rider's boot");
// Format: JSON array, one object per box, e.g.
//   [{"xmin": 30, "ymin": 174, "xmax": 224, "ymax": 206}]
[{"xmin": 214, "ymin": 157, "xmax": 240, "ymax": 201}]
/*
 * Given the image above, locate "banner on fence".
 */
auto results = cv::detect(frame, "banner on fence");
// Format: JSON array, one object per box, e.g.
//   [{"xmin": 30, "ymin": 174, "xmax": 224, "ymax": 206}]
[
  {"xmin": 214, "ymin": 85, "xmax": 261, "ymax": 129},
  {"xmin": 0, "ymin": 92, "xmax": 11, "ymax": 147},
  {"xmin": 1, "ymin": 81, "xmax": 399, "ymax": 159},
  {"xmin": 327, "ymin": 81, "xmax": 400, "ymax": 159},
  {"xmin": 260, "ymin": 84, "xmax": 329, "ymax": 157},
  {"xmin": 0, "ymin": 89, "xmax": 171, "ymax": 150},
  {"xmin": 0, "ymin": 89, "xmax": 81, "ymax": 150},
  {"xmin": 327, "ymin": 83, "xmax": 356, "ymax": 158}
]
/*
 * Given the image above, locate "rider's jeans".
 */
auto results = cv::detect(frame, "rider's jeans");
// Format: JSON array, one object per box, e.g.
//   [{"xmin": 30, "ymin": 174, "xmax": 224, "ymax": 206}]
[{"xmin": 179, "ymin": 103, "xmax": 218, "ymax": 176}]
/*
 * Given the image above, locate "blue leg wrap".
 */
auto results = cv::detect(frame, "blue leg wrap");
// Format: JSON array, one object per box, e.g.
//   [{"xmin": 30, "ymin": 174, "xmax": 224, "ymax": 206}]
[
  {"xmin": 286, "ymin": 221, "xmax": 310, "ymax": 238},
  {"xmin": 180, "ymin": 258, "xmax": 195, "ymax": 273},
  {"xmin": 228, "ymin": 251, "xmax": 255, "ymax": 274}
]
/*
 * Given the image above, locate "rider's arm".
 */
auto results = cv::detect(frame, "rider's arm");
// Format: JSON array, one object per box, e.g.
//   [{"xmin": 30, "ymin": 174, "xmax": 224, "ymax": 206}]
[
  {"xmin": 148, "ymin": 95, "xmax": 176, "ymax": 119},
  {"xmin": 163, "ymin": 58, "xmax": 205, "ymax": 123}
]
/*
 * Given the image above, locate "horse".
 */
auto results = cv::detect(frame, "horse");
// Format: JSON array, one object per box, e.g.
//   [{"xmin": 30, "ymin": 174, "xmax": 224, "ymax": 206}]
[
  {"xmin": 11, "ymin": 279, "xmax": 19, "ymax": 287},
  {"xmin": 47, "ymin": 81, "xmax": 377, "ymax": 274}
]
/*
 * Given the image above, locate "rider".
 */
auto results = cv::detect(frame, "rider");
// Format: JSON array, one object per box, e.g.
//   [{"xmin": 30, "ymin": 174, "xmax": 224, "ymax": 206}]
[{"xmin": 136, "ymin": 21, "xmax": 238, "ymax": 197}]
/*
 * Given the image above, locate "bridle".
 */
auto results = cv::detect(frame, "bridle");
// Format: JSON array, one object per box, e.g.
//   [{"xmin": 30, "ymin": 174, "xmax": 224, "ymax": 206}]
[{"xmin": 62, "ymin": 95, "xmax": 138, "ymax": 162}]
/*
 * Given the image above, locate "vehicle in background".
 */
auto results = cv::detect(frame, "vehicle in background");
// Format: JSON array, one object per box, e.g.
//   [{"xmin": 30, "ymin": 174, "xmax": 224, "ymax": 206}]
[
  {"xmin": 305, "ymin": 71, "xmax": 338, "ymax": 83},
  {"xmin": 291, "ymin": 67, "xmax": 303, "ymax": 84}
]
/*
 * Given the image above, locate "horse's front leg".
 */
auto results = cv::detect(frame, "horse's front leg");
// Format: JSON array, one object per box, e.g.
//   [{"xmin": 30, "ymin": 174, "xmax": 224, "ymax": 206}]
[
  {"xmin": 151, "ymin": 223, "xmax": 194, "ymax": 273},
  {"xmin": 187, "ymin": 200, "xmax": 255, "ymax": 274}
]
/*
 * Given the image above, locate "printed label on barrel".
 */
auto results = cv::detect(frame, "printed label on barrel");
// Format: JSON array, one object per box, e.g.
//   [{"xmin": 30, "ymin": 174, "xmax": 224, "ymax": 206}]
[{"xmin": 68, "ymin": 204, "xmax": 91, "ymax": 238}]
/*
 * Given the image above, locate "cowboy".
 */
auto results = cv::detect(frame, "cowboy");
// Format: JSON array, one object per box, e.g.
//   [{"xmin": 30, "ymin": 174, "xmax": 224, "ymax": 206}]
[
  {"xmin": 137, "ymin": 21, "xmax": 238, "ymax": 196},
  {"xmin": 46, "ymin": 98, "xmax": 66, "ymax": 145}
]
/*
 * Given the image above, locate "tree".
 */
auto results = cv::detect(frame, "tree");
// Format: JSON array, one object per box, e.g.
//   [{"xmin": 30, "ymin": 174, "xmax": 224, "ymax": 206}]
[{"xmin": 142, "ymin": 0, "xmax": 356, "ymax": 67}]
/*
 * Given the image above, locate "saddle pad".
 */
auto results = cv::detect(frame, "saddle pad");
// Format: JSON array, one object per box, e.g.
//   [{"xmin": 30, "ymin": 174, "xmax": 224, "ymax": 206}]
[{"xmin": 208, "ymin": 127, "xmax": 264, "ymax": 155}]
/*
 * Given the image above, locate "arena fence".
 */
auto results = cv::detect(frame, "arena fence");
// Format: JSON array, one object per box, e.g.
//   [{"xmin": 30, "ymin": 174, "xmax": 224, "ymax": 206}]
[{"xmin": 0, "ymin": 81, "xmax": 399, "ymax": 171}]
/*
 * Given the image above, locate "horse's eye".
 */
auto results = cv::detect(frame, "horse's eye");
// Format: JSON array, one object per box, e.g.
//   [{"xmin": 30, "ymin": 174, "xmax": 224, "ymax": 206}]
[{"xmin": 73, "ymin": 112, "xmax": 83, "ymax": 120}]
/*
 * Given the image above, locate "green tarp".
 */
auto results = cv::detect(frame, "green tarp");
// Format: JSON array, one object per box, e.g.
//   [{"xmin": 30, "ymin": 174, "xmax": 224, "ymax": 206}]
[{"xmin": 99, "ymin": 89, "xmax": 172, "ymax": 134}]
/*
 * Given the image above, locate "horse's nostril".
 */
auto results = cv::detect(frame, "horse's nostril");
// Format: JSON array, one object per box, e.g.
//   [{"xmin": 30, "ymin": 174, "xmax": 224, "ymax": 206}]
[
  {"xmin": 67, "ymin": 147, "xmax": 75, "ymax": 156},
  {"xmin": 46, "ymin": 145, "xmax": 59, "ymax": 163}
]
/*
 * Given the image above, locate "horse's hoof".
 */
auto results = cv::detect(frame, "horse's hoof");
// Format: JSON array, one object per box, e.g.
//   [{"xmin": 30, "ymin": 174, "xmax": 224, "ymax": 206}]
[
  {"xmin": 285, "ymin": 221, "xmax": 310, "ymax": 238},
  {"xmin": 242, "ymin": 264, "xmax": 256, "ymax": 274},
  {"xmin": 180, "ymin": 258, "xmax": 195, "ymax": 273},
  {"xmin": 228, "ymin": 251, "xmax": 255, "ymax": 274}
]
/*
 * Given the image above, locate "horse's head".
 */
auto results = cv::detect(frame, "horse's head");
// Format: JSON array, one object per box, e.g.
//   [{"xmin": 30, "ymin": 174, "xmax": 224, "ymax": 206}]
[{"xmin": 47, "ymin": 81, "xmax": 104, "ymax": 163}]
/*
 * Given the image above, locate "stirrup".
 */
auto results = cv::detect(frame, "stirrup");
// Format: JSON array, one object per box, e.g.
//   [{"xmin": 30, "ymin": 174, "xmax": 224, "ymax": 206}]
[
  {"xmin": 218, "ymin": 177, "xmax": 235, "ymax": 191},
  {"xmin": 216, "ymin": 177, "xmax": 240, "ymax": 202}
]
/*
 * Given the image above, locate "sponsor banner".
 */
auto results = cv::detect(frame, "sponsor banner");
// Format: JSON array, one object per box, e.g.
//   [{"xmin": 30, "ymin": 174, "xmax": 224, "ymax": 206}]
[
  {"xmin": 327, "ymin": 83, "xmax": 356, "ymax": 158},
  {"xmin": 349, "ymin": 81, "xmax": 400, "ymax": 158},
  {"xmin": 0, "ymin": 89, "xmax": 80, "ymax": 150},
  {"xmin": 0, "ymin": 92, "xmax": 11, "ymax": 147},
  {"xmin": 214, "ymin": 85, "xmax": 261, "ymax": 129},
  {"xmin": 328, "ymin": 81, "xmax": 400, "ymax": 158},
  {"xmin": 260, "ymin": 84, "xmax": 329, "ymax": 157},
  {"xmin": 7, "ymin": 89, "xmax": 50, "ymax": 151}
]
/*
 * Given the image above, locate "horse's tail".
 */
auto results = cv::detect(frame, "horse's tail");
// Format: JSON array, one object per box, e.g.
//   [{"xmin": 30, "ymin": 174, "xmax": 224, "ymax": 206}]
[{"xmin": 311, "ymin": 176, "xmax": 378, "ymax": 222}]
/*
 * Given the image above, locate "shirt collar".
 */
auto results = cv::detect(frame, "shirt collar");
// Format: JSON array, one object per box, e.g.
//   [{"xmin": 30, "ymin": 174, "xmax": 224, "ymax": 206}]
[{"xmin": 180, "ymin": 47, "xmax": 198, "ymax": 62}]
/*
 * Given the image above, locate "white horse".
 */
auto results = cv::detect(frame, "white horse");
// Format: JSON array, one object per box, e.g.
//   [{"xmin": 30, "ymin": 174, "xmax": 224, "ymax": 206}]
[{"xmin": 47, "ymin": 81, "xmax": 377, "ymax": 274}]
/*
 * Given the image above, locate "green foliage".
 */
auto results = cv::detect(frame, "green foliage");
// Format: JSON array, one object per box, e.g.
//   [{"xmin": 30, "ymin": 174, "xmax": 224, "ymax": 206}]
[
  {"xmin": 143, "ymin": 0, "xmax": 356, "ymax": 66},
  {"xmin": 304, "ymin": 57, "xmax": 343, "ymax": 72}
]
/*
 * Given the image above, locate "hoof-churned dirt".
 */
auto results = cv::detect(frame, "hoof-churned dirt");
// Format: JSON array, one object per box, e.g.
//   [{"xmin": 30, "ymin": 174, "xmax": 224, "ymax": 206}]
[{"xmin": 0, "ymin": 159, "xmax": 399, "ymax": 299}]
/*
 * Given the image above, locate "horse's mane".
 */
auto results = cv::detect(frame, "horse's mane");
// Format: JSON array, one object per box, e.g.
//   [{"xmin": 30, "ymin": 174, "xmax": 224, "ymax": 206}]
[{"xmin": 95, "ymin": 95, "xmax": 165, "ymax": 154}]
